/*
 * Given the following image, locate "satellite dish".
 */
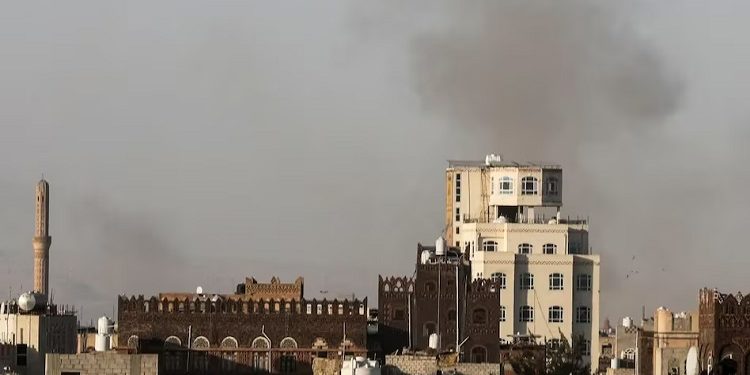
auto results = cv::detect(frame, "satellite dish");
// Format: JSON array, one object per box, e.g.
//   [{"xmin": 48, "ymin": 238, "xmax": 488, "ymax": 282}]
[
  {"xmin": 686, "ymin": 346, "xmax": 698, "ymax": 375},
  {"xmin": 196, "ymin": 286, "xmax": 203, "ymax": 294}
]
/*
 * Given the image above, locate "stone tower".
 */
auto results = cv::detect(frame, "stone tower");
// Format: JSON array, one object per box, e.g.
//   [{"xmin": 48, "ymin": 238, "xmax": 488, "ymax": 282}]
[{"xmin": 32, "ymin": 179, "xmax": 51, "ymax": 297}]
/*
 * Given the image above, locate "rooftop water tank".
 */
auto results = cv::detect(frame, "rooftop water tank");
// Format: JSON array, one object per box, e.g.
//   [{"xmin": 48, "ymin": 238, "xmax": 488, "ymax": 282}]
[
  {"xmin": 622, "ymin": 317, "xmax": 633, "ymax": 328},
  {"xmin": 98, "ymin": 316, "xmax": 113, "ymax": 335},
  {"xmin": 420, "ymin": 250, "xmax": 431, "ymax": 265},
  {"xmin": 435, "ymin": 237, "xmax": 445, "ymax": 256},
  {"xmin": 428, "ymin": 333, "xmax": 439, "ymax": 350}
]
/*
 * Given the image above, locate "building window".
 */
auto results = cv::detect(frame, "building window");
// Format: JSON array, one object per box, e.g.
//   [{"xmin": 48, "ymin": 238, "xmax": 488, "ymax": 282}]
[
  {"xmin": 165, "ymin": 336, "xmax": 182, "ymax": 348},
  {"xmin": 576, "ymin": 306, "xmax": 592, "ymax": 323},
  {"xmin": 423, "ymin": 322, "xmax": 436, "ymax": 337},
  {"xmin": 456, "ymin": 226, "xmax": 460, "ymax": 235},
  {"xmin": 549, "ymin": 273, "xmax": 564, "ymax": 290},
  {"xmin": 577, "ymin": 274, "xmax": 592, "ymax": 291},
  {"xmin": 470, "ymin": 346, "xmax": 487, "ymax": 363},
  {"xmin": 455, "ymin": 208, "xmax": 460, "ymax": 222},
  {"xmin": 549, "ymin": 306, "xmax": 564, "ymax": 323},
  {"xmin": 482, "ymin": 240, "xmax": 498, "ymax": 252},
  {"xmin": 520, "ymin": 306, "xmax": 534, "ymax": 322},
  {"xmin": 520, "ymin": 273, "xmax": 534, "ymax": 290},
  {"xmin": 499, "ymin": 306, "xmax": 506, "ymax": 322},
  {"xmin": 521, "ymin": 176, "xmax": 538, "ymax": 195},
  {"xmin": 580, "ymin": 339, "xmax": 591, "ymax": 356},
  {"xmin": 499, "ymin": 176, "xmax": 513, "ymax": 194},
  {"xmin": 491, "ymin": 272, "xmax": 507, "ymax": 289},
  {"xmin": 518, "ymin": 243, "xmax": 532, "ymax": 254},
  {"xmin": 425, "ymin": 281, "xmax": 436, "ymax": 292},
  {"xmin": 393, "ymin": 309, "xmax": 406, "ymax": 321},
  {"xmin": 455, "ymin": 173, "xmax": 461, "ymax": 202},
  {"xmin": 622, "ymin": 348, "xmax": 636, "ymax": 361},
  {"xmin": 491, "ymin": 177, "xmax": 495, "ymax": 195},
  {"xmin": 543, "ymin": 243, "xmax": 557, "ymax": 254},
  {"xmin": 546, "ymin": 177, "xmax": 559, "ymax": 195},
  {"xmin": 472, "ymin": 308, "xmax": 487, "ymax": 324}
]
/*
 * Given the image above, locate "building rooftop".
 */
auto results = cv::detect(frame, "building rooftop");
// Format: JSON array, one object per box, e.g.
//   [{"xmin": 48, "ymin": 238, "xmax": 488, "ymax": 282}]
[{"xmin": 447, "ymin": 159, "xmax": 561, "ymax": 169}]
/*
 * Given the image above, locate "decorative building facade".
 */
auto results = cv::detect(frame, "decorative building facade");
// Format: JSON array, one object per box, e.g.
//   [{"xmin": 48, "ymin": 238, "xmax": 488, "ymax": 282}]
[
  {"xmin": 445, "ymin": 157, "xmax": 600, "ymax": 363},
  {"xmin": 118, "ymin": 277, "xmax": 367, "ymax": 374},
  {"xmin": 699, "ymin": 288, "xmax": 750, "ymax": 375},
  {"xmin": 378, "ymin": 243, "xmax": 503, "ymax": 363}
]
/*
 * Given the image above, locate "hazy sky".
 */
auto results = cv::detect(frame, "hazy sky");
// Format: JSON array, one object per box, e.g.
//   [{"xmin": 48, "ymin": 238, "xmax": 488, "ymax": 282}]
[{"xmin": 1, "ymin": 1, "xmax": 749, "ymax": 324}]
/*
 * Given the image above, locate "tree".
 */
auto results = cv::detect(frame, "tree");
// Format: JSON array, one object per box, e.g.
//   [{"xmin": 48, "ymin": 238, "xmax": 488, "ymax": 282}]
[{"xmin": 545, "ymin": 332, "xmax": 590, "ymax": 375}]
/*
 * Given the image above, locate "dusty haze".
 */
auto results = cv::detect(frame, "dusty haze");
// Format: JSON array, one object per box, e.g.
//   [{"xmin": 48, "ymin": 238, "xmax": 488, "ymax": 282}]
[{"xmin": 1, "ymin": 1, "xmax": 749, "ymax": 323}]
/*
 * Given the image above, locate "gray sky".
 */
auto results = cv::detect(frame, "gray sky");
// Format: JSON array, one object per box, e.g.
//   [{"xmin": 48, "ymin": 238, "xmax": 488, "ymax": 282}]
[{"xmin": 1, "ymin": 1, "xmax": 749, "ymax": 323}]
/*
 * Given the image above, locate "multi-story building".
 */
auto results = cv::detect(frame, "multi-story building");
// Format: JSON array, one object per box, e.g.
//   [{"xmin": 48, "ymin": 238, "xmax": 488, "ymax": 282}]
[
  {"xmin": 699, "ymin": 288, "xmax": 750, "ymax": 375},
  {"xmin": 378, "ymin": 243, "xmax": 503, "ymax": 363},
  {"xmin": 444, "ymin": 156, "xmax": 600, "ymax": 364}
]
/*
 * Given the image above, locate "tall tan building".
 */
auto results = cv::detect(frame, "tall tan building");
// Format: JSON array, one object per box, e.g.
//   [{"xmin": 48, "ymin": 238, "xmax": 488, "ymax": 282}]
[
  {"xmin": 32, "ymin": 179, "xmax": 51, "ymax": 298},
  {"xmin": 445, "ymin": 155, "xmax": 600, "ymax": 365}
]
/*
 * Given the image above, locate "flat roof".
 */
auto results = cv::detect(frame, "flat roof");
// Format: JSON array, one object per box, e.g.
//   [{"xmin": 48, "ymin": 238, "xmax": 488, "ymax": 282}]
[{"xmin": 447, "ymin": 160, "xmax": 561, "ymax": 169}]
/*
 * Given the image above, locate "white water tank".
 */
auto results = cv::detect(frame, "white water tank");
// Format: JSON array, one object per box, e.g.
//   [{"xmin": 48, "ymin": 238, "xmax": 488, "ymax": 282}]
[
  {"xmin": 611, "ymin": 358, "xmax": 619, "ymax": 369},
  {"xmin": 428, "ymin": 333, "xmax": 439, "ymax": 349},
  {"xmin": 97, "ymin": 316, "xmax": 113, "ymax": 335},
  {"xmin": 435, "ymin": 237, "xmax": 445, "ymax": 256},
  {"xmin": 622, "ymin": 317, "xmax": 633, "ymax": 328},
  {"xmin": 420, "ymin": 250, "xmax": 431, "ymax": 265},
  {"xmin": 341, "ymin": 357, "xmax": 381, "ymax": 375},
  {"xmin": 95, "ymin": 334, "xmax": 110, "ymax": 352}
]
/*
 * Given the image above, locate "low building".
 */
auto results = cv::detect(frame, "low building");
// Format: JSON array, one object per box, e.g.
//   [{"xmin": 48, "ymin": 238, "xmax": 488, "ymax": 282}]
[
  {"xmin": 0, "ymin": 300, "xmax": 77, "ymax": 375},
  {"xmin": 118, "ymin": 276, "xmax": 368, "ymax": 374},
  {"xmin": 652, "ymin": 307, "xmax": 698, "ymax": 375}
]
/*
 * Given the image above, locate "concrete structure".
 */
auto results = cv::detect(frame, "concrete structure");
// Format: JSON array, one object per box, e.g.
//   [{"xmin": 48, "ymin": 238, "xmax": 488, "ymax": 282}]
[
  {"xmin": 652, "ymin": 307, "xmax": 698, "ymax": 375},
  {"xmin": 0, "ymin": 306, "xmax": 77, "ymax": 375},
  {"xmin": 32, "ymin": 179, "xmax": 51, "ymax": 299},
  {"xmin": 445, "ymin": 157, "xmax": 600, "ymax": 364},
  {"xmin": 45, "ymin": 352, "xmax": 158, "ymax": 375}
]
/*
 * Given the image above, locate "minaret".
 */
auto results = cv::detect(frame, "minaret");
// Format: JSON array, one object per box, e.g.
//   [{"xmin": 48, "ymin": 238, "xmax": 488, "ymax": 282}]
[{"xmin": 32, "ymin": 179, "xmax": 51, "ymax": 297}]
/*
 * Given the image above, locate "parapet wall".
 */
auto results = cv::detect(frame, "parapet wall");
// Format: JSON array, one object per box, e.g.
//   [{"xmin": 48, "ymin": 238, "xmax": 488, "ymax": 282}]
[
  {"xmin": 383, "ymin": 355, "xmax": 502, "ymax": 375},
  {"xmin": 45, "ymin": 353, "xmax": 158, "ymax": 375}
]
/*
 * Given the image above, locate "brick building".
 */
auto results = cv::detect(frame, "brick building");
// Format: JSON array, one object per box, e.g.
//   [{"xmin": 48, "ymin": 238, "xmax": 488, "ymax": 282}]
[
  {"xmin": 699, "ymin": 288, "xmax": 750, "ymax": 375},
  {"xmin": 378, "ymin": 242, "xmax": 503, "ymax": 362},
  {"xmin": 117, "ymin": 277, "xmax": 367, "ymax": 374}
]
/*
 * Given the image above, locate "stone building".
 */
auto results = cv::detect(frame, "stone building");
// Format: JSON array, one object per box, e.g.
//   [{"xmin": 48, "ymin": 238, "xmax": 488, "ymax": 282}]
[
  {"xmin": 652, "ymin": 307, "xmax": 698, "ymax": 375},
  {"xmin": 378, "ymin": 242, "xmax": 503, "ymax": 363},
  {"xmin": 445, "ymin": 157, "xmax": 601, "ymax": 363},
  {"xmin": 699, "ymin": 288, "xmax": 750, "ymax": 375},
  {"xmin": 118, "ymin": 276, "xmax": 368, "ymax": 374}
]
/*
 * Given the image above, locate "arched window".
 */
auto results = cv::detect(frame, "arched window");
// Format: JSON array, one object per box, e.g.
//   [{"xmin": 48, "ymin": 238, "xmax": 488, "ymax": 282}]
[
  {"xmin": 499, "ymin": 176, "xmax": 513, "ymax": 194},
  {"xmin": 251, "ymin": 337, "xmax": 271, "ymax": 371},
  {"xmin": 622, "ymin": 348, "xmax": 636, "ymax": 361},
  {"xmin": 279, "ymin": 337, "xmax": 298, "ymax": 373},
  {"xmin": 576, "ymin": 306, "xmax": 592, "ymax": 323},
  {"xmin": 520, "ymin": 306, "xmax": 534, "ymax": 322},
  {"xmin": 518, "ymin": 243, "xmax": 532, "ymax": 254},
  {"xmin": 549, "ymin": 273, "xmax": 564, "ymax": 290},
  {"xmin": 470, "ymin": 346, "xmax": 487, "ymax": 363},
  {"xmin": 548, "ymin": 306, "xmax": 564, "ymax": 323},
  {"xmin": 482, "ymin": 240, "xmax": 498, "ymax": 252},
  {"xmin": 280, "ymin": 337, "xmax": 298, "ymax": 349},
  {"xmin": 164, "ymin": 336, "xmax": 182, "ymax": 349},
  {"xmin": 472, "ymin": 308, "xmax": 487, "ymax": 324},
  {"xmin": 491, "ymin": 272, "xmax": 507, "ymax": 289},
  {"xmin": 499, "ymin": 306, "xmax": 506, "ymax": 322},
  {"xmin": 127, "ymin": 335, "xmax": 139, "ymax": 350},
  {"xmin": 193, "ymin": 336, "xmax": 210, "ymax": 349},
  {"xmin": 423, "ymin": 322, "xmax": 436, "ymax": 336},
  {"xmin": 252, "ymin": 336, "xmax": 271, "ymax": 349},
  {"xmin": 520, "ymin": 273, "xmax": 534, "ymax": 290},
  {"xmin": 221, "ymin": 337, "xmax": 238, "ymax": 372},
  {"xmin": 521, "ymin": 176, "xmax": 538, "ymax": 195},
  {"xmin": 543, "ymin": 243, "xmax": 557, "ymax": 254},
  {"xmin": 546, "ymin": 177, "xmax": 559, "ymax": 195}
]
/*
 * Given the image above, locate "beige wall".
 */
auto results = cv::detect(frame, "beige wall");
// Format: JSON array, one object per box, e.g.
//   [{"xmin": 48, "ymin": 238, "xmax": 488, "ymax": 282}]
[
  {"xmin": 652, "ymin": 308, "xmax": 698, "ymax": 375},
  {"xmin": 45, "ymin": 353, "xmax": 158, "ymax": 375},
  {"xmin": 0, "ymin": 313, "xmax": 77, "ymax": 375}
]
